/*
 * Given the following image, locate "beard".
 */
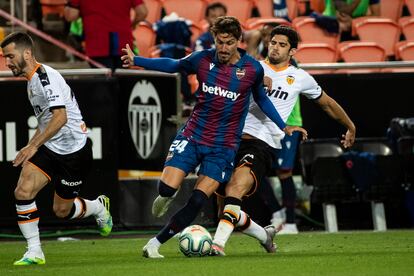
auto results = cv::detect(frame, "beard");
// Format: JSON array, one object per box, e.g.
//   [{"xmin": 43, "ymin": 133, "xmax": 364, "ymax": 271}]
[
  {"xmin": 268, "ymin": 55, "xmax": 284, "ymax": 65},
  {"xmin": 10, "ymin": 58, "xmax": 27, "ymax": 77}
]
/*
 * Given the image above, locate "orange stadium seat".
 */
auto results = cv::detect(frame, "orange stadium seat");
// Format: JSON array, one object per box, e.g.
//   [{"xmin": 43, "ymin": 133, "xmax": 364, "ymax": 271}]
[
  {"xmin": 353, "ymin": 17, "xmax": 401, "ymax": 57},
  {"xmin": 338, "ymin": 41, "xmax": 386, "ymax": 62},
  {"xmin": 337, "ymin": 41, "xmax": 385, "ymax": 73},
  {"xmin": 253, "ymin": 0, "xmax": 273, "ymax": 17},
  {"xmin": 143, "ymin": 0, "xmax": 163, "ymax": 24},
  {"xmin": 133, "ymin": 22, "xmax": 156, "ymax": 57},
  {"xmin": 216, "ymin": 0, "xmax": 254, "ymax": 25},
  {"xmin": 395, "ymin": 41, "xmax": 414, "ymax": 60},
  {"xmin": 162, "ymin": 0, "xmax": 207, "ymax": 23},
  {"xmin": 0, "ymin": 50, "xmax": 8, "ymax": 71},
  {"xmin": 293, "ymin": 17, "xmax": 339, "ymax": 48},
  {"xmin": 245, "ymin": 17, "xmax": 291, "ymax": 30},
  {"xmin": 399, "ymin": 16, "xmax": 414, "ymax": 41},
  {"xmin": 405, "ymin": 0, "xmax": 414, "ymax": 16},
  {"xmin": 380, "ymin": 0, "xmax": 404, "ymax": 22},
  {"xmin": 295, "ymin": 43, "xmax": 337, "ymax": 63},
  {"xmin": 286, "ymin": 0, "xmax": 299, "ymax": 20},
  {"xmin": 310, "ymin": 0, "xmax": 325, "ymax": 13},
  {"xmin": 40, "ymin": 0, "xmax": 66, "ymax": 18}
]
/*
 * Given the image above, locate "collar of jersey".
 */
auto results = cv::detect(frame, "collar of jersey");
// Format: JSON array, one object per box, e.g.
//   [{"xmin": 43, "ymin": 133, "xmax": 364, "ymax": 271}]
[
  {"xmin": 27, "ymin": 63, "xmax": 41, "ymax": 80},
  {"xmin": 212, "ymin": 48, "xmax": 246, "ymax": 68},
  {"xmin": 264, "ymin": 59, "xmax": 289, "ymax": 72}
]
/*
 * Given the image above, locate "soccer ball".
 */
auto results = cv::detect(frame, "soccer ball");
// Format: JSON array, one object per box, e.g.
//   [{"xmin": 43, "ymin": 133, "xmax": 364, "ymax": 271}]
[{"xmin": 178, "ymin": 225, "xmax": 212, "ymax": 257}]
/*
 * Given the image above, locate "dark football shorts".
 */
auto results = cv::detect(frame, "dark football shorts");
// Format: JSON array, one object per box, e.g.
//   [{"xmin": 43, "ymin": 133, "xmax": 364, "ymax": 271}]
[
  {"xmin": 216, "ymin": 138, "xmax": 276, "ymax": 197},
  {"xmin": 29, "ymin": 139, "xmax": 92, "ymax": 200}
]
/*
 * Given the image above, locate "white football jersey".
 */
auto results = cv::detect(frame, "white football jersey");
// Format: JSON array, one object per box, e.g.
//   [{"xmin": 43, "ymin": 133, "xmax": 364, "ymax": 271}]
[
  {"xmin": 243, "ymin": 61, "xmax": 322, "ymax": 149},
  {"xmin": 27, "ymin": 64, "xmax": 87, "ymax": 154}
]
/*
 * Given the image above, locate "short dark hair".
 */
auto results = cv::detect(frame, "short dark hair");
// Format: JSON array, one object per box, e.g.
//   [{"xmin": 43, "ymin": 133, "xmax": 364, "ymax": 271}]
[
  {"xmin": 270, "ymin": 25, "xmax": 299, "ymax": 49},
  {"xmin": 205, "ymin": 2, "xmax": 227, "ymax": 17},
  {"xmin": 210, "ymin": 16, "xmax": 242, "ymax": 40},
  {"xmin": 0, "ymin": 31, "xmax": 34, "ymax": 52}
]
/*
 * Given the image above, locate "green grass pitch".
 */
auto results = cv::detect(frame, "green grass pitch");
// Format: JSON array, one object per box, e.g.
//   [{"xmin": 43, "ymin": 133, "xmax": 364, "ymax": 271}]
[{"xmin": 1, "ymin": 231, "xmax": 414, "ymax": 275}]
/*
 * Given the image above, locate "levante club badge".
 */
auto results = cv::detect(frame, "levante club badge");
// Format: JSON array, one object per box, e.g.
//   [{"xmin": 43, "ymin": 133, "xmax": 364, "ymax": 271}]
[{"xmin": 236, "ymin": 68, "xmax": 246, "ymax": 80}]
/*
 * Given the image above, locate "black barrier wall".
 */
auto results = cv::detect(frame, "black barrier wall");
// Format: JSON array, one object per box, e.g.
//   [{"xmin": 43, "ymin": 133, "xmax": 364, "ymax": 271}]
[
  {"xmin": 115, "ymin": 71, "xmax": 181, "ymax": 171},
  {"xmin": 302, "ymin": 73, "xmax": 414, "ymax": 139}
]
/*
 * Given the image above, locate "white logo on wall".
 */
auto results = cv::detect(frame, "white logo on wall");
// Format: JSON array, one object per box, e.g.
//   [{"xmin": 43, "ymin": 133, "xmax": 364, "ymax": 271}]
[{"xmin": 128, "ymin": 80, "xmax": 162, "ymax": 159}]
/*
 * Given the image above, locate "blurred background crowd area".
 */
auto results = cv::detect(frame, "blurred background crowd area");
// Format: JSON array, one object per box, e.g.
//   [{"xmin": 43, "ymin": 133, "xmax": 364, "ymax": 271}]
[{"xmin": 0, "ymin": 0, "xmax": 414, "ymax": 72}]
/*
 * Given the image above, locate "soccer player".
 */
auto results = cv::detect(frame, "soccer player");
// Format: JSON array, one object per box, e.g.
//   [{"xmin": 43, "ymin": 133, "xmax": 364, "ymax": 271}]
[
  {"xmin": 121, "ymin": 16, "xmax": 306, "ymax": 258},
  {"xmin": 1, "ymin": 32, "xmax": 113, "ymax": 265},
  {"xmin": 211, "ymin": 25, "xmax": 356, "ymax": 255}
]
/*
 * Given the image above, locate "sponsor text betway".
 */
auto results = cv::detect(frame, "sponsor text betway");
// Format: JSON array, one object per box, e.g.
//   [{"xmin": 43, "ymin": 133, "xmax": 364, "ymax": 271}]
[{"xmin": 202, "ymin": 82, "xmax": 240, "ymax": 101}]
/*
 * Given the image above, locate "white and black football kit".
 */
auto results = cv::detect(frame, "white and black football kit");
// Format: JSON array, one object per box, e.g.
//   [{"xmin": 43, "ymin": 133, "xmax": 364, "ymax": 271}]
[
  {"xmin": 27, "ymin": 64, "xmax": 91, "ymax": 199},
  {"xmin": 234, "ymin": 61, "xmax": 322, "ymax": 196}
]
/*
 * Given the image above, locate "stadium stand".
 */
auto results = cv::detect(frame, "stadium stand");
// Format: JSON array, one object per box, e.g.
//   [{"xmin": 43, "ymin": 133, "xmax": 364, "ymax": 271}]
[
  {"xmin": 295, "ymin": 43, "xmax": 337, "ymax": 63},
  {"xmin": 405, "ymin": 0, "xmax": 414, "ymax": 16},
  {"xmin": 310, "ymin": 0, "xmax": 325, "ymax": 13},
  {"xmin": 253, "ymin": 0, "xmax": 273, "ymax": 17},
  {"xmin": 133, "ymin": 21, "xmax": 157, "ymax": 58},
  {"xmin": 395, "ymin": 40, "xmax": 414, "ymax": 60},
  {"xmin": 292, "ymin": 17, "xmax": 339, "ymax": 48},
  {"xmin": 162, "ymin": 0, "xmax": 207, "ymax": 23},
  {"xmin": 381, "ymin": 0, "xmax": 404, "ymax": 22},
  {"xmin": 399, "ymin": 16, "xmax": 414, "ymax": 41},
  {"xmin": 40, "ymin": 0, "xmax": 66, "ymax": 18},
  {"xmin": 143, "ymin": 0, "xmax": 163, "ymax": 24},
  {"xmin": 214, "ymin": 0, "xmax": 254, "ymax": 25},
  {"xmin": 244, "ymin": 17, "xmax": 291, "ymax": 30},
  {"xmin": 353, "ymin": 17, "xmax": 401, "ymax": 57},
  {"xmin": 337, "ymin": 41, "xmax": 386, "ymax": 73}
]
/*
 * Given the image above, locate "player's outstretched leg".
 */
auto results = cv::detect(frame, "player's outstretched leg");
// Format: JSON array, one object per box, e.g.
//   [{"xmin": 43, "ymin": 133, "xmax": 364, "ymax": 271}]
[
  {"xmin": 95, "ymin": 195, "xmax": 113, "ymax": 236},
  {"xmin": 152, "ymin": 180, "xmax": 179, "ymax": 218},
  {"xmin": 143, "ymin": 238, "xmax": 164, "ymax": 258},
  {"xmin": 237, "ymin": 211, "xmax": 277, "ymax": 253},
  {"xmin": 14, "ymin": 200, "xmax": 45, "ymax": 265}
]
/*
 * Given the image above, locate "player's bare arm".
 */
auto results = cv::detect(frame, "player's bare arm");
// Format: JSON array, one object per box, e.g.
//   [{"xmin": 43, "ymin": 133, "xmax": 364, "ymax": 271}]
[
  {"xmin": 13, "ymin": 108, "xmax": 67, "ymax": 167},
  {"xmin": 316, "ymin": 91, "xmax": 356, "ymax": 148}
]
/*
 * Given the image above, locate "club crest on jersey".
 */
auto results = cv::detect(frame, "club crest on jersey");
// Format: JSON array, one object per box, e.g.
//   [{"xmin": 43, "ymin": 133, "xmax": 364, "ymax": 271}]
[
  {"xmin": 128, "ymin": 80, "xmax": 162, "ymax": 159},
  {"xmin": 235, "ymin": 68, "xmax": 246, "ymax": 80},
  {"xmin": 286, "ymin": 75, "xmax": 295, "ymax": 85}
]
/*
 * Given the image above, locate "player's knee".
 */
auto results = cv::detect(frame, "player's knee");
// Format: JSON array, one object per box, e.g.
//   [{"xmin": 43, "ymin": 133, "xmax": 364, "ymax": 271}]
[
  {"xmin": 53, "ymin": 205, "xmax": 71, "ymax": 218},
  {"xmin": 188, "ymin": 189, "xmax": 208, "ymax": 210},
  {"xmin": 14, "ymin": 186, "xmax": 35, "ymax": 200},
  {"xmin": 158, "ymin": 180, "xmax": 177, "ymax": 197}
]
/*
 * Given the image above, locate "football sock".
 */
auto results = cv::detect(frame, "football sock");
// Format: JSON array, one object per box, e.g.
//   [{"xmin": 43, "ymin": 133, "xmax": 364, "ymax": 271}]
[
  {"xmin": 281, "ymin": 177, "xmax": 296, "ymax": 223},
  {"xmin": 16, "ymin": 199, "xmax": 41, "ymax": 251},
  {"xmin": 156, "ymin": 189, "xmax": 208, "ymax": 244},
  {"xmin": 158, "ymin": 180, "xmax": 177, "ymax": 197},
  {"xmin": 67, "ymin": 197, "xmax": 102, "ymax": 219},
  {"xmin": 237, "ymin": 210, "xmax": 267, "ymax": 244},
  {"xmin": 213, "ymin": 197, "xmax": 241, "ymax": 248}
]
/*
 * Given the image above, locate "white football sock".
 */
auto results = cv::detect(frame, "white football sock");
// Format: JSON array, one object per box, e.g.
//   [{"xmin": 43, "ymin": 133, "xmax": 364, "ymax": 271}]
[
  {"xmin": 16, "ymin": 201, "xmax": 41, "ymax": 251},
  {"xmin": 237, "ymin": 210, "xmax": 267, "ymax": 244},
  {"xmin": 70, "ymin": 197, "xmax": 103, "ymax": 219},
  {"xmin": 213, "ymin": 204, "xmax": 240, "ymax": 248}
]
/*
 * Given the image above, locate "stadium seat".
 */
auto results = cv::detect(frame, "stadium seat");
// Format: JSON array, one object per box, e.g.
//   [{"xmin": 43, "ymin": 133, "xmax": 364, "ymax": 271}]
[
  {"xmin": 214, "ymin": 0, "xmax": 254, "ymax": 25},
  {"xmin": 133, "ymin": 22, "xmax": 156, "ymax": 58},
  {"xmin": 0, "ymin": 51, "xmax": 8, "ymax": 71},
  {"xmin": 286, "ymin": 0, "xmax": 299, "ymax": 20},
  {"xmin": 338, "ymin": 41, "xmax": 386, "ymax": 62},
  {"xmin": 189, "ymin": 23, "xmax": 203, "ymax": 46},
  {"xmin": 143, "ymin": 0, "xmax": 163, "ymax": 24},
  {"xmin": 395, "ymin": 41, "xmax": 414, "ymax": 61},
  {"xmin": 295, "ymin": 43, "xmax": 337, "ymax": 74},
  {"xmin": 353, "ymin": 17, "xmax": 401, "ymax": 57},
  {"xmin": 162, "ymin": 0, "xmax": 207, "ymax": 23},
  {"xmin": 40, "ymin": 0, "xmax": 66, "ymax": 18},
  {"xmin": 399, "ymin": 16, "xmax": 414, "ymax": 41},
  {"xmin": 405, "ymin": 0, "xmax": 414, "ymax": 17},
  {"xmin": 245, "ymin": 17, "xmax": 291, "ymax": 30},
  {"xmin": 253, "ymin": 0, "xmax": 273, "ymax": 17},
  {"xmin": 310, "ymin": 0, "xmax": 325, "ymax": 13},
  {"xmin": 293, "ymin": 17, "xmax": 339, "ymax": 48},
  {"xmin": 337, "ymin": 41, "xmax": 385, "ymax": 73},
  {"xmin": 380, "ymin": 0, "xmax": 404, "ymax": 22}
]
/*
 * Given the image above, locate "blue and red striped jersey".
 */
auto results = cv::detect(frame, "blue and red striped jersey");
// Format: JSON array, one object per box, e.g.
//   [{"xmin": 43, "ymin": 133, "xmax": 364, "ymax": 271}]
[{"xmin": 178, "ymin": 48, "xmax": 265, "ymax": 149}]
